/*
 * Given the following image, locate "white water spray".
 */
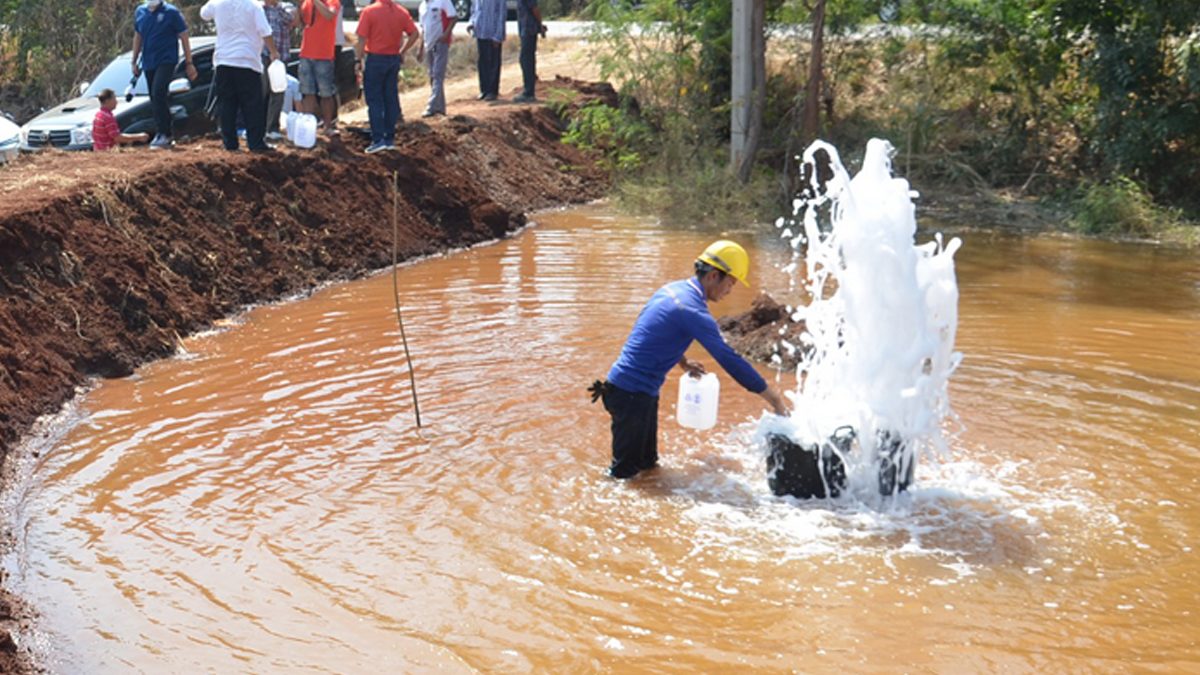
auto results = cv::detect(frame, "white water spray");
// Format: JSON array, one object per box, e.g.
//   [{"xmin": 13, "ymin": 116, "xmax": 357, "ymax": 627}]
[{"xmin": 760, "ymin": 139, "xmax": 963, "ymax": 498}]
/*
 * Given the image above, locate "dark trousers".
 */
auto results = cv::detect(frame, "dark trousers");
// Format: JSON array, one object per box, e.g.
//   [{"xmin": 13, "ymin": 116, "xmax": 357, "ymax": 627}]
[
  {"xmin": 144, "ymin": 62, "xmax": 176, "ymax": 138},
  {"xmin": 519, "ymin": 32, "xmax": 537, "ymax": 97},
  {"xmin": 602, "ymin": 384, "xmax": 659, "ymax": 479},
  {"xmin": 363, "ymin": 53, "xmax": 402, "ymax": 144},
  {"xmin": 477, "ymin": 39, "xmax": 501, "ymax": 97},
  {"xmin": 216, "ymin": 65, "xmax": 267, "ymax": 151},
  {"xmin": 261, "ymin": 56, "xmax": 285, "ymax": 133}
]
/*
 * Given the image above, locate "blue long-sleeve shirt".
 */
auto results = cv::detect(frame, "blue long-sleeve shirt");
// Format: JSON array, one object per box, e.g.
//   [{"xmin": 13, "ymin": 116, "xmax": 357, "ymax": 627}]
[
  {"xmin": 470, "ymin": 0, "xmax": 506, "ymax": 42},
  {"xmin": 607, "ymin": 278, "xmax": 767, "ymax": 397}
]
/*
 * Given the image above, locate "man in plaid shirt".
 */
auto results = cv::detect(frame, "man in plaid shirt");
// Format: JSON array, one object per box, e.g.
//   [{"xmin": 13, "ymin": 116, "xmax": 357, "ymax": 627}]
[{"xmin": 262, "ymin": 0, "xmax": 299, "ymax": 138}]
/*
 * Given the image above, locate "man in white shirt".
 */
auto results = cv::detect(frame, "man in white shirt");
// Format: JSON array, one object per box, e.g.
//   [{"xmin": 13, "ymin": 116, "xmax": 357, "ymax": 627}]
[
  {"xmin": 418, "ymin": 0, "xmax": 456, "ymax": 117},
  {"xmin": 200, "ymin": 0, "xmax": 280, "ymax": 151}
]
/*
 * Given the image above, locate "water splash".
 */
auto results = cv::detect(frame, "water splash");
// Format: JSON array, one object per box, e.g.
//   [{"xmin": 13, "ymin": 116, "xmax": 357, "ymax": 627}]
[{"xmin": 759, "ymin": 139, "xmax": 963, "ymax": 499}]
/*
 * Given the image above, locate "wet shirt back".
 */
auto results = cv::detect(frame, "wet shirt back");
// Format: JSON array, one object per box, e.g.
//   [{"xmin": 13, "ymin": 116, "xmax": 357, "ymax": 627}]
[{"xmin": 606, "ymin": 278, "xmax": 766, "ymax": 397}]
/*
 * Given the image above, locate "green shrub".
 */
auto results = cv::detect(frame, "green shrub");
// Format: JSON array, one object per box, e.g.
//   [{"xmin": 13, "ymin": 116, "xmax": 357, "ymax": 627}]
[
  {"xmin": 1070, "ymin": 176, "xmax": 1182, "ymax": 238},
  {"xmin": 614, "ymin": 149, "xmax": 780, "ymax": 227},
  {"xmin": 561, "ymin": 101, "xmax": 652, "ymax": 172}
]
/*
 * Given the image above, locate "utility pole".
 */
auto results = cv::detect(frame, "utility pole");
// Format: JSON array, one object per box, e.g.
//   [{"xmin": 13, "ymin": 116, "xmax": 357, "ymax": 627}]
[
  {"xmin": 731, "ymin": 0, "xmax": 765, "ymax": 182},
  {"xmin": 730, "ymin": 0, "xmax": 752, "ymax": 169}
]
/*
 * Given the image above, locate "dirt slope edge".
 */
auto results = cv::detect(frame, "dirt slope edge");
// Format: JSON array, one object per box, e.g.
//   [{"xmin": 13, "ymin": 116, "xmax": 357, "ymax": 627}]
[{"xmin": 0, "ymin": 82, "xmax": 611, "ymax": 671}]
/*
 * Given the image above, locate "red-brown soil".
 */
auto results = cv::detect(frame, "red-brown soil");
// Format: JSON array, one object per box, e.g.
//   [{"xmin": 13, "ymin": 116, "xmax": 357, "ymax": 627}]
[
  {"xmin": 0, "ymin": 77, "xmax": 613, "ymax": 672},
  {"xmin": 718, "ymin": 292, "xmax": 808, "ymax": 371}
]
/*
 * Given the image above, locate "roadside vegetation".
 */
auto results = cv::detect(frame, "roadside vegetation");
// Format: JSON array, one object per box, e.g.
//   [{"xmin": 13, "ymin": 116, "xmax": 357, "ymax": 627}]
[
  {"xmin": 2, "ymin": 0, "xmax": 1197, "ymax": 243},
  {"xmin": 563, "ymin": 0, "xmax": 1200, "ymax": 245}
]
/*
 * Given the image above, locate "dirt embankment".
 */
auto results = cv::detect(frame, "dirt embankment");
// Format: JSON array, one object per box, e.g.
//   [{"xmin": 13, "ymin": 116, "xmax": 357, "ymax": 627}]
[
  {"xmin": 718, "ymin": 292, "xmax": 808, "ymax": 371},
  {"xmin": 0, "ymin": 78, "xmax": 613, "ymax": 672}
]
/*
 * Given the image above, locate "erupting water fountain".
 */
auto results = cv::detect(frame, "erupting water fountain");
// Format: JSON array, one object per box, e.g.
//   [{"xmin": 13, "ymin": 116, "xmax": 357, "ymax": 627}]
[{"xmin": 758, "ymin": 139, "xmax": 963, "ymax": 499}]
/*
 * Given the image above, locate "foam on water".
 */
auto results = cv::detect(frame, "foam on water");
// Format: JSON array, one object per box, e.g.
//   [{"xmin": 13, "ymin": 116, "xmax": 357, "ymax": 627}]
[
  {"xmin": 598, "ymin": 425, "xmax": 1128, "ymax": 588},
  {"xmin": 758, "ymin": 138, "xmax": 963, "ymax": 500}
]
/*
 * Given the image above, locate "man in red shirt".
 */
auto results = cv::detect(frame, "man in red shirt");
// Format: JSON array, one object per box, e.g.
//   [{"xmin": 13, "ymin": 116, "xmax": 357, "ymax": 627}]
[
  {"xmin": 354, "ymin": 0, "xmax": 420, "ymax": 153},
  {"xmin": 92, "ymin": 89, "xmax": 151, "ymax": 151},
  {"xmin": 299, "ymin": 0, "xmax": 341, "ymax": 136}
]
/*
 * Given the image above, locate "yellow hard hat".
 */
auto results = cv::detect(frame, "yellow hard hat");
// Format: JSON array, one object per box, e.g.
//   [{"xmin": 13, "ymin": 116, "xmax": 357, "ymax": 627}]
[{"xmin": 697, "ymin": 240, "xmax": 750, "ymax": 287}]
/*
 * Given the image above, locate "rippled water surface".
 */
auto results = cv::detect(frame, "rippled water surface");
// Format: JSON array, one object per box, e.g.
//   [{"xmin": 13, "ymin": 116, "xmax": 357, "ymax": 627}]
[{"xmin": 10, "ymin": 206, "xmax": 1200, "ymax": 671}]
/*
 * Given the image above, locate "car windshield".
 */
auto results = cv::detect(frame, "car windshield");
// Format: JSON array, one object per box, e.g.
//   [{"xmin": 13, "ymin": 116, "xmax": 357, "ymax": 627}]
[{"xmin": 83, "ymin": 54, "xmax": 150, "ymax": 98}]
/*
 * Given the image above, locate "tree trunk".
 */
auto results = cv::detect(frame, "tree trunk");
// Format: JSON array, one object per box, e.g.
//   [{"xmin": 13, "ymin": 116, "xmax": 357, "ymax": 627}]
[
  {"xmin": 736, "ymin": 0, "xmax": 766, "ymax": 183},
  {"xmin": 801, "ymin": 0, "xmax": 827, "ymax": 143}
]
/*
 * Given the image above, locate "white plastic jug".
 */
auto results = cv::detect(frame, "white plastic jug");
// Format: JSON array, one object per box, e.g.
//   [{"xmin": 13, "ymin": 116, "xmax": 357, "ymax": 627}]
[
  {"xmin": 285, "ymin": 111, "xmax": 299, "ymax": 140},
  {"xmin": 292, "ymin": 113, "xmax": 317, "ymax": 148},
  {"xmin": 267, "ymin": 59, "xmax": 287, "ymax": 93},
  {"xmin": 676, "ymin": 372, "xmax": 720, "ymax": 430}
]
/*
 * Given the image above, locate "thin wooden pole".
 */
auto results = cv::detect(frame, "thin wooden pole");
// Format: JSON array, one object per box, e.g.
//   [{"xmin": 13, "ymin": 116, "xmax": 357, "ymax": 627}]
[{"xmin": 392, "ymin": 171, "xmax": 422, "ymax": 428}]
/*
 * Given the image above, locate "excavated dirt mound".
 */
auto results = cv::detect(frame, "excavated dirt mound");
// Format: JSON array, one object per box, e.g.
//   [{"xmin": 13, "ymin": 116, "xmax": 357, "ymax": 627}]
[
  {"xmin": 718, "ymin": 292, "xmax": 808, "ymax": 371},
  {"xmin": 0, "ymin": 78, "xmax": 612, "ymax": 672}
]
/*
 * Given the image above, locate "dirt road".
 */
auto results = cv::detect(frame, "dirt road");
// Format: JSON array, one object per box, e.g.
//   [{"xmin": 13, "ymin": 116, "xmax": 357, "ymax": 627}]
[{"xmin": 341, "ymin": 38, "xmax": 602, "ymax": 125}]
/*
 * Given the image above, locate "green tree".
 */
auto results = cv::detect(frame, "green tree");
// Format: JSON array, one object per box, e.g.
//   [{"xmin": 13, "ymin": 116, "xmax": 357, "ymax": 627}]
[
  {"xmin": 1054, "ymin": 0, "xmax": 1200, "ymax": 205},
  {"xmin": 903, "ymin": 0, "xmax": 1200, "ymax": 209}
]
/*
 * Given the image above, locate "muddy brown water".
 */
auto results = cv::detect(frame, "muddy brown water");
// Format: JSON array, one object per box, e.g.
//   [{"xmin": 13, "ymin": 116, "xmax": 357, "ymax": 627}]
[{"xmin": 7, "ymin": 205, "xmax": 1200, "ymax": 671}]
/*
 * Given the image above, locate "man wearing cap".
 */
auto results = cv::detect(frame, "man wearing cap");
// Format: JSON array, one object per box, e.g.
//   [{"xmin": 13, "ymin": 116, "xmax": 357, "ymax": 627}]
[{"xmin": 592, "ymin": 240, "xmax": 790, "ymax": 479}]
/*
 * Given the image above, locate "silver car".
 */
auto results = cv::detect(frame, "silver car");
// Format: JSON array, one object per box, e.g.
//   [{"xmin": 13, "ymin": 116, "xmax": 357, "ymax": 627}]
[{"xmin": 0, "ymin": 113, "xmax": 19, "ymax": 163}]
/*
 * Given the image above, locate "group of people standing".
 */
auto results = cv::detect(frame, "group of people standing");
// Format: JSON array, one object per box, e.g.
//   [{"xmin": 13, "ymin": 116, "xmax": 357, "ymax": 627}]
[
  {"xmin": 94, "ymin": 0, "xmax": 547, "ymax": 155},
  {"xmin": 469, "ymin": 0, "xmax": 544, "ymax": 103}
]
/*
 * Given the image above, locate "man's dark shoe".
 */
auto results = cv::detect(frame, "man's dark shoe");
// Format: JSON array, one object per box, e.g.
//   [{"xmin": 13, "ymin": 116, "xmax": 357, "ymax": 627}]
[
  {"xmin": 482, "ymin": 93, "xmax": 498, "ymax": 102},
  {"xmin": 250, "ymin": 144, "xmax": 276, "ymax": 153},
  {"xmin": 609, "ymin": 463, "xmax": 641, "ymax": 479},
  {"xmin": 513, "ymin": 93, "xmax": 537, "ymax": 103}
]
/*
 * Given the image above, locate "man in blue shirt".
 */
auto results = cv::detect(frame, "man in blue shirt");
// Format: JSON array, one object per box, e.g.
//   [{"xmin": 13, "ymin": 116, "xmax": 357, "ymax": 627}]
[
  {"xmin": 132, "ymin": 0, "xmax": 197, "ymax": 149},
  {"xmin": 467, "ymin": 0, "xmax": 506, "ymax": 101},
  {"xmin": 512, "ymin": 0, "xmax": 546, "ymax": 103},
  {"xmin": 594, "ymin": 240, "xmax": 790, "ymax": 479}
]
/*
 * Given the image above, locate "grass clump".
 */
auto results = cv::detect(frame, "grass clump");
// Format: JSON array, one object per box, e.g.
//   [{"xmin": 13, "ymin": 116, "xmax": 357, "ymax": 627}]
[{"xmin": 1069, "ymin": 176, "xmax": 1198, "ymax": 245}]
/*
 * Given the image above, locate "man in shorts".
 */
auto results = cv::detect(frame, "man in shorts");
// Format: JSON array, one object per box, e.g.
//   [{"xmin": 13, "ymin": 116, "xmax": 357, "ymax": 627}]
[{"xmin": 298, "ymin": 0, "xmax": 341, "ymax": 135}]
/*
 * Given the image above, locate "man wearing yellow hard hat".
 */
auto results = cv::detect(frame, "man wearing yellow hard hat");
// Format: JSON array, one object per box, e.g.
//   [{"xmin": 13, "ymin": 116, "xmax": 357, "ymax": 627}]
[{"xmin": 590, "ymin": 240, "xmax": 790, "ymax": 479}]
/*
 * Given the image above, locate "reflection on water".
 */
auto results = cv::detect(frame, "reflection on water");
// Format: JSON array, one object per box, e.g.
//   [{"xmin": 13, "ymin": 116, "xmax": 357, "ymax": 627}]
[{"xmin": 8, "ymin": 206, "xmax": 1200, "ymax": 671}]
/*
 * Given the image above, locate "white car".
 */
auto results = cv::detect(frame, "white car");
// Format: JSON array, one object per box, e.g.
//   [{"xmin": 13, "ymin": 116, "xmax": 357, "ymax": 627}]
[{"xmin": 0, "ymin": 113, "xmax": 19, "ymax": 164}]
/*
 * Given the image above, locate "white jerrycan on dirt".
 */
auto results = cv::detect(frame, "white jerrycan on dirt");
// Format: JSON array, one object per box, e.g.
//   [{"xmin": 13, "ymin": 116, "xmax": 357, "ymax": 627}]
[
  {"xmin": 292, "ymin": 113, "xmax": 317, "ymax": 148},
  {"xmin": 676, "ymin": 372, "xmax": 720, "ymax": 430},
  {"xmin": 285, "ymin": 111, "xmax": 299, "ymax": 140}
]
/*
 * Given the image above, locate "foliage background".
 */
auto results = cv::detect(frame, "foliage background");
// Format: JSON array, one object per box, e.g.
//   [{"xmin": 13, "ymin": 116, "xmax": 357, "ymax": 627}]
[{"xmin": 580, "ymin": 0, "xmax": 1199, "ymax": 238}]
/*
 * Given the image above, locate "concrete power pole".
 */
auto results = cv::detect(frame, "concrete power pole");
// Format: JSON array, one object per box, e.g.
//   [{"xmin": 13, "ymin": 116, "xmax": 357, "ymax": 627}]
[{"xmin": 730, "ymin": 0, "xmax": 752, "ymax": 168}]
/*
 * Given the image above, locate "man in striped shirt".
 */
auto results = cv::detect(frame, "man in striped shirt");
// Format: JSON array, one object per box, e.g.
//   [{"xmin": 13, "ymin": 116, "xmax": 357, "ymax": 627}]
[
  {"xmin": 92, "ymin": 89, "xmax": 150, "ymax": 151},
  {"xmin": 262, "ymin": 0, "xmax": 298, "ymax": 138},
  {"xmin": 467, "ymin": 0, "xmax": 505, "ymax": 101}
]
